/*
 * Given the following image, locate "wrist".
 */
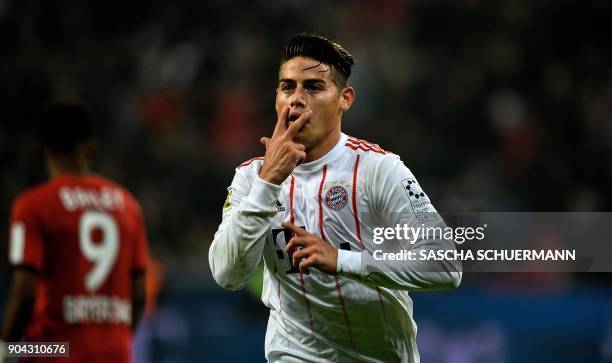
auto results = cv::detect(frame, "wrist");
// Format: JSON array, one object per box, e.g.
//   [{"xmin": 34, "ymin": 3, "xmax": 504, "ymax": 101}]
[{"xmin": 259, "ymin": 168, "xmax": 284, "ymax": 185}]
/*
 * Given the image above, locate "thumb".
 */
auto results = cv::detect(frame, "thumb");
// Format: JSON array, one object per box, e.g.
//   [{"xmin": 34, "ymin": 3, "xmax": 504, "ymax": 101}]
[{"xmin": 260, "ymin": 137, "xmax": 270, "ymax": 146}]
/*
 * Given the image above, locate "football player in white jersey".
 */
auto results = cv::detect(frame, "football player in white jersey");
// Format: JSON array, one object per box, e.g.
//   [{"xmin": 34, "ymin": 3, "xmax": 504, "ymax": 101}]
[{"xmin": 209, "ymin": 33, "xmax": 462, "ymax": 362}]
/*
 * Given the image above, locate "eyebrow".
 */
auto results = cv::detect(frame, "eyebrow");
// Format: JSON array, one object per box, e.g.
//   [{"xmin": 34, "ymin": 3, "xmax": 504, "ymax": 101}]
[{"xmin": 279, "ymin": 78, "xmax": 327, "ymax": 84}]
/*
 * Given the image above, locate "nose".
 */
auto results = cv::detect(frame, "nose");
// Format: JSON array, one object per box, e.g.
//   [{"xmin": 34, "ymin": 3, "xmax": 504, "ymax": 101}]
[{"xmin": 290, "ymin": 85, "xmax": 306, "ymax": 109}]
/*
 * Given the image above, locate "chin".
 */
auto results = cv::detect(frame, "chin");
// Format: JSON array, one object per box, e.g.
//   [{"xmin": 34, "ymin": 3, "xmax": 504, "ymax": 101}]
[
  {"xmin": 293, "ymin": 133, "xmax": 311, "ymax": 147},
  {"xmin": 293, "ymin": 135, "xmax": 306, "ymax": 144}
]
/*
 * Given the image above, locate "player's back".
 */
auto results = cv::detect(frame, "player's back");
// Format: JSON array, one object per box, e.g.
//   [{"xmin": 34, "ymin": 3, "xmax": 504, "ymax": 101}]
[{"xmin": 9, "ymin": 174, "xmax": 148, "ymax": 362}]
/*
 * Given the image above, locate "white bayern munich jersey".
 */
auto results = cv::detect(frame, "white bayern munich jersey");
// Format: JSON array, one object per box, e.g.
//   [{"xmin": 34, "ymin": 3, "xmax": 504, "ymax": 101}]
[{"xmin": 209, "ymin": 133, "xmax": 461, "ymax": 363}]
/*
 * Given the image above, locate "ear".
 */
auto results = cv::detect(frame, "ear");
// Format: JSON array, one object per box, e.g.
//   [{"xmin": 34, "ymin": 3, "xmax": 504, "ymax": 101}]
[{"xmin": 339, "ymin": 86, "xmax": 356, "ymax": 112}]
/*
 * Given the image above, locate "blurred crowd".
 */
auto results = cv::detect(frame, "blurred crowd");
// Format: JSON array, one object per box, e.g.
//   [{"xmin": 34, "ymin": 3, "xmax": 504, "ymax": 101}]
[{"xmin": 1, "ymin": 0, "xmax": 611, "ymax": 285}]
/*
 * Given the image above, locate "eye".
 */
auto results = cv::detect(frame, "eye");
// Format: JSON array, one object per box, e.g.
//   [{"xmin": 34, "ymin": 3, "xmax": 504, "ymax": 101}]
[
  {"xmin": 279, "ymin": 82, "xmax": 294, "ymax": 91},
  {"xmin": 306, "ymin": 83, "xmax": 324, "ymax": 91}
]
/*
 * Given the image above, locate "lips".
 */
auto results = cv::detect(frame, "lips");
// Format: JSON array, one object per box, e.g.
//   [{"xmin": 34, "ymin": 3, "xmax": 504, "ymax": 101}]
[
  {"xmin": 288, "ymin": 112, "xmax": 302, "ymax": 122},
  {"xmin": 287, "ymin": 111, "xmax": 302, "ymax": 129},
  {"xmin": 286, "ymin": 110, "xmax": 311, "ymax": 131}
]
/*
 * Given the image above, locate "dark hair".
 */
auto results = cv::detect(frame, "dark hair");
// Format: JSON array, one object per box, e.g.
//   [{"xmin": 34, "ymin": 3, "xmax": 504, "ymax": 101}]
[
  {"xmin": 38, "ymin": 102, "xmax": 93, "ymax": 153},
  {"xmin": 281, "ymin": 33, "xmax": 354, "ymax": 89}
]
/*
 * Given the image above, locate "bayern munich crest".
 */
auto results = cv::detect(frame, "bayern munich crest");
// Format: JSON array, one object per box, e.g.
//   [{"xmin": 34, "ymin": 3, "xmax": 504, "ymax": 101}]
[{"xmin": 325, "ymin": 185, "xmax": 348, "ymax": 211}]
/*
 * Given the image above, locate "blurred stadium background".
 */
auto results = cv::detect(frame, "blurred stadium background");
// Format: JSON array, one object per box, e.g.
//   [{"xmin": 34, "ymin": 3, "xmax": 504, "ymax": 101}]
[{"xmin": 1, "ymin": 0, "xmax": 612, "ymax": 362}]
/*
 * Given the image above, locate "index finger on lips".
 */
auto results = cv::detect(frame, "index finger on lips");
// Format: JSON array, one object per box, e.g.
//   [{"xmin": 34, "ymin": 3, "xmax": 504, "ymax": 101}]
[
  {"xmin": 273, "ymin": 106, "xmax": 290, "ymax": 137},
  {"xmin": 285, "ymin": 110, "xmax": 312, "ymax": 139}
]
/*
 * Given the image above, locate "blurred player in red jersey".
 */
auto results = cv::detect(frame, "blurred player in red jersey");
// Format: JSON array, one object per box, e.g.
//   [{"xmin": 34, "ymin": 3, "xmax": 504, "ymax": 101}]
[{"xmin": 0, "ymin": 102, "xmax": 148, "ymax": 362}]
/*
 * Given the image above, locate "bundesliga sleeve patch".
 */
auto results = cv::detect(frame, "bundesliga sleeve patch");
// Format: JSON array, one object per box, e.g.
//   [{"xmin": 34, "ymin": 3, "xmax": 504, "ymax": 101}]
[
  {"xmin": 223, "ymin": 187, "xmax": 234, "ymax": 210},
  {"xmin": 401, "ymin": 178, "xmax": 439, "ymax": 222}
]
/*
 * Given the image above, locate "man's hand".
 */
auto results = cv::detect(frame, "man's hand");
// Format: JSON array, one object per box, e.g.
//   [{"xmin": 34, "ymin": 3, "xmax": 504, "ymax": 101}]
[
  {"xmin": 259, "ymin": 107, "xmax": 311, "ymax": 185},
  {"xmin": 283, "ymin": 222, "xmax": 338, "ymax": 275}
]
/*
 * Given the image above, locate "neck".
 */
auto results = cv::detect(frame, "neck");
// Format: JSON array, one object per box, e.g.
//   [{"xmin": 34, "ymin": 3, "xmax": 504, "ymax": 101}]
[
  {"xmin": 304, "ymin": 129, "xmax": 341, "ymax": 163},
  {"xmin": 47, "ymin": 156, "xmax": 90, "ymax": 180}
]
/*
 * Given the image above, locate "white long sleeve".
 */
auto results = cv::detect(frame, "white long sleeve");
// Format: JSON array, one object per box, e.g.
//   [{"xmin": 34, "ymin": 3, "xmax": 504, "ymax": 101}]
[
  {"xmin": 208, "ymin": 170, "xmax": 280, "ymax": 291},
  {"xmin": 337, "ymin": 155, "xmax": 462, "ymax": 291},
  {"xmin": 209, "ymin": 134, "xmax": 460, "ymax": 362}
]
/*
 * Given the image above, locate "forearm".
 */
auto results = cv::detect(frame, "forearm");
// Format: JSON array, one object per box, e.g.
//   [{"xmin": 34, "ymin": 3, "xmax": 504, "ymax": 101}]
[
  {"xmin": 209, "ymin": 177, "xmax": 280, "ymax": 290},
  {"xmin": 357, "ymin": 155, "xmax": 463, "ymax": 290},
  {"xmin": 131, "ymin": 272, "xmax": 146, "ymax": 332},
  {"xmin": 1, "ymin": 274, "xmax": 36, "ymax": 341},
  {"xmin": 337, "ymin": 238, "xmax": 462, "ymax": 291}
]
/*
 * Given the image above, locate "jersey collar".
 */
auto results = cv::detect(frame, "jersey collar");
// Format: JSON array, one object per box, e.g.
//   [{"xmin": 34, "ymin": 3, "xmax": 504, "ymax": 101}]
[{"xmin": 293, "ymin": 133, "xmax": 348, "ymax": 174}]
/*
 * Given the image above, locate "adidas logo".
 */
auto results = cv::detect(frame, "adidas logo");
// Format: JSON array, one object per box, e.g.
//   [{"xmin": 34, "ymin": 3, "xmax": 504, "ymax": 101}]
[{"xmin": 275, "ymin": 201, "xmax": 286, "ymax": 212}]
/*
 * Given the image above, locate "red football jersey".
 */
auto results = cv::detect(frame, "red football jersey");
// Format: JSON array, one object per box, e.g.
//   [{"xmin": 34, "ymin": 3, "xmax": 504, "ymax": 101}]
[{"xmin": 8, "ymin": 174, "xmax": 148, "ymax": 362}]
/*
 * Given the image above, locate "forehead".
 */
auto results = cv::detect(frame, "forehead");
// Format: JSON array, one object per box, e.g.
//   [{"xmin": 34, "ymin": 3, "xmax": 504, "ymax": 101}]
[{"xmin": 279, "ymin": 56, "xmax": 333, "ymax": 82}]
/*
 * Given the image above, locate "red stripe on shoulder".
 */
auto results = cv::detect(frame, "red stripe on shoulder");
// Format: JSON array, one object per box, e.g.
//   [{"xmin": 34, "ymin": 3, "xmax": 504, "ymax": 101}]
[
  {"xmin": 345, "ymin": 143, "xmax": 386, "ymax": 155},
  {"xmin": 347, "ymin": 141, "xmax": 385, "ymax": 153},
  {"xmin": 347, "ymin": 137, "xmax": 384, "ymax": 150},
  {"xmin": 347, "ymin": 137, "xmax": 375, "ymax": 147},
  {"xmin": 346, "ymin": 137, "xmax": 387, "ymax": 154},
  {"xmin": 237, "ymin": 156, "xmax": 264, "ymax": 168}
]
